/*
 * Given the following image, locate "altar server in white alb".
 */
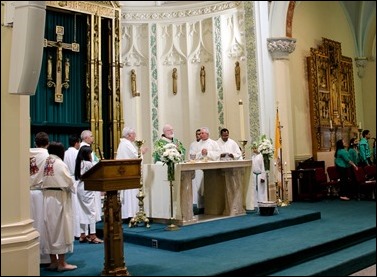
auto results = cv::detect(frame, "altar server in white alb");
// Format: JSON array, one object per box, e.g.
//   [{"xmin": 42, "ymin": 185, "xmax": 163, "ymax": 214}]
[
  {"xmin": 29, "ymin": 131, "xmax": 51, "ymax": 264},
  {"xmin": 251, "ymin": 143, "xmax": 267, "ymax": 210},
  {"xmin": 74, "ymin": 145, "xmax": 103, "ymax": 244},
  {"xmin": 116, "ymin": 127, "xmax": 148, "ymax": 219},
  {"xmin": 63, "ymin": 134, "xmax": 81, "ymax": 239},
  {"xmin": 216, "ymin": 128, "xmax": 243, "ymax": 161},
  {"xmin": 80, "ymin": 130, "xmax": 102, "ymax": 223},
  {"xmin": 42, "ymin": 142, "xmax": 77, "ymax": 271}
]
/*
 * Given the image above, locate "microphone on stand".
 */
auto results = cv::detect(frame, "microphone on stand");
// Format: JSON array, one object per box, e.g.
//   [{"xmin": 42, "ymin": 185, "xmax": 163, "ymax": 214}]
[{"xmin": 97, "ymin": 146, "xmax": 104, "ymax": 160}]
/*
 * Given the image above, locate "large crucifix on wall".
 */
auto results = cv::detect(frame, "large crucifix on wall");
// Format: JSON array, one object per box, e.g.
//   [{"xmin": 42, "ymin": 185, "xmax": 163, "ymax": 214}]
[{"xmin": 44, "ymin": 25, "xmax": 80, "ymax": 103}]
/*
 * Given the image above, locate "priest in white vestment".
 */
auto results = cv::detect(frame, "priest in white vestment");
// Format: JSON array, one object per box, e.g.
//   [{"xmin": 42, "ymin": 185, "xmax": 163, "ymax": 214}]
[
  {"xmin": 80, "ymin": 130, "xmax": 102, "ymax": 223},
  {"xmin": 191, "ymin": 127, "xmax": 221, "ymax": 211},
  {"xmin": 116, "ymin": 127, "xmax": 148, "ymax": 219},
  {"xmin": 216, "ymin": 128, "xmax": 243, "ymax": 161},
  {"xmin": 189, "ymin": 129, "xmax": 204, "ymax": 211}
]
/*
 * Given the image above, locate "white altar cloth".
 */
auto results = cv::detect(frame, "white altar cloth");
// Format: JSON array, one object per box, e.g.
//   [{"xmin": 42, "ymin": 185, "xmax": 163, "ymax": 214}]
[{"xmin": 142, "ymin": 160, "xmax": 253, "ymax": 225}]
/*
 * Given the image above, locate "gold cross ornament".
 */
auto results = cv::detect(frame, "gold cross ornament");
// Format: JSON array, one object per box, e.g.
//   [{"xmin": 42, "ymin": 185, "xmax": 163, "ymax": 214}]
[{"xmin": 44, "ymin": 25, "xmax": 79, "ymax": 103}]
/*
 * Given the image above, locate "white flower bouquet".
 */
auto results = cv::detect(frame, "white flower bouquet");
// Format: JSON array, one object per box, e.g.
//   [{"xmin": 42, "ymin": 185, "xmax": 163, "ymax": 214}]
[
  {"xmin": 257, "ymin": 135, "xmax": 274, "ymax": 160},
  {"xmin": 154, "ymin": 143, "xmax": 183, "ymax": 181},
  {"xmin": 253, "ymin": 134, "xmax": 274, "ymax": 171},
  {"xmin": 158, "ymin": 143, "xmax": 184, "ymax": 164}
]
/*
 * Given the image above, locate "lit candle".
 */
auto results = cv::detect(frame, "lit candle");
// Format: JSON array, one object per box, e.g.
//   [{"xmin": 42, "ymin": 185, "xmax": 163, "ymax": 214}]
[
  {"xmin": 358, "ymin": 122, "xmax": 362, "ymax": 129},
  {"xmin": 239, "ymin": 100, "xmax": 245, "ymax": 140},
  {"xmin": 330, "ymin": 119, "xmax": 333, "ymax": 129}
]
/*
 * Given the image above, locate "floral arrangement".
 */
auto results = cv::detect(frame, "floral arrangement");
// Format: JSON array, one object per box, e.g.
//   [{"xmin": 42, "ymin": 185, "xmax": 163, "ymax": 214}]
[
  {"xmin": 252, "ymin": 134, "xmax": 274, "ymax": 171},
  {"xmin": 157, "ymin": 143, "xmax": 184, "ymax": 164},
  {"xmin": 256, "ymin": 134, "xmax": 274, "ymax": 160},
  {"xmin": 153, "ymin": 143, "xmax": 183, "ymax": 181},
  {"xmin": 152, "ymin": 138, "xmax": 186, "ymax": 163}
]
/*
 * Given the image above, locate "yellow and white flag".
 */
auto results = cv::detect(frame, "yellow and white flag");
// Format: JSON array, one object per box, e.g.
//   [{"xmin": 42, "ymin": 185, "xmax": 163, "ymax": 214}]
[{"xmin": 274, "ymin": 108, "xmax": 281, "ymax": 159}]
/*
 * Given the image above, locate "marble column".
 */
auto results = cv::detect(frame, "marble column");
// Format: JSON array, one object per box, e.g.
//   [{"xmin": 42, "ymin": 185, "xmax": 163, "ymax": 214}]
[
  {"xmin": 355, "ymin": 57, "xmax": 368, "ymax": 78},
  {"xmin": 267, "ymin": 37, "xmax": 297, "ymax": 201}
]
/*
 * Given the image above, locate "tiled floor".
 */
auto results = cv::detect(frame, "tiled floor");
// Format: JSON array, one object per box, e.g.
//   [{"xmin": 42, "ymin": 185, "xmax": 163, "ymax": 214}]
[{"xmin": 350, "ymin": 264, "xmax": 376, "ymax": 276}]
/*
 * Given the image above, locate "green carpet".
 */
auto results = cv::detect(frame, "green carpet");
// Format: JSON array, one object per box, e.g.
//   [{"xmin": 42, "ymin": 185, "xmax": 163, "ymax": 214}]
[
  {"xmin": 40, "ymin": 200, "xmax": 376, "ymax": 276},
  {"xmin": 101, "ymin": 207, "xmax": 320, "ymax": 251}
]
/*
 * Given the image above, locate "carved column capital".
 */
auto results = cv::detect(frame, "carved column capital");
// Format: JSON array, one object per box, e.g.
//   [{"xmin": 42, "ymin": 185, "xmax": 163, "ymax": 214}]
[
  {"xmin": 267, "ymin": 37, "xmax": 297, "ymax": 60},
  {"xmin": 354, "ymin": 57, "xmax": 368, "ymax": 78}
]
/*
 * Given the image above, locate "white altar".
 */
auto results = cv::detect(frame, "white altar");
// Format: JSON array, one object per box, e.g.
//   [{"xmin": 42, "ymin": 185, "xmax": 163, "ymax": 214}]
[{"xmin": 143, "ymin": 160, "xmax": 254, "ymax": 225}]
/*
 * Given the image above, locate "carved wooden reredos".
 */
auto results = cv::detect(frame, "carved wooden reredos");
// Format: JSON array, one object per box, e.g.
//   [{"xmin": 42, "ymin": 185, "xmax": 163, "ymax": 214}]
[{"xmin": 307, "ymin": 38, "xmax": 358, "ymax": 158}]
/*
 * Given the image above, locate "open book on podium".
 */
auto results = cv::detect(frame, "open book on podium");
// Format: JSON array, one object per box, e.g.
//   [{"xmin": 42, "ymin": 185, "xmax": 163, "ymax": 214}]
[{"xmin": 81, "ymin": 158, "xmax": 142, "ymax": 191}]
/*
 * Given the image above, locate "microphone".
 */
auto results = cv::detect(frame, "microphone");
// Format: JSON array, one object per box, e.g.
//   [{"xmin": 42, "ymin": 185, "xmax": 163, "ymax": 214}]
[{"xmin": 97, "ymin": 146, "xmax": 104, "ymax": 160}]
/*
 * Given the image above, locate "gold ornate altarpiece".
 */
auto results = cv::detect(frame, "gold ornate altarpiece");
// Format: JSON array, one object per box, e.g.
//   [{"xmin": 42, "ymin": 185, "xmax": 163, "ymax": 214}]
[
  {"xmin": 307, "ymin": 38, "xmax": 358, "ymax": 159},
  {"xmin": 46, "ymin": 1, "xmax": 124, "ymax": 159}
]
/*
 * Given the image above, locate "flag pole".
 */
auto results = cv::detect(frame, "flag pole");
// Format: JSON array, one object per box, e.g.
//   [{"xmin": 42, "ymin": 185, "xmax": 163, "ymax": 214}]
[
  {"xmin": 276, "ymin": 106, "xmax": 290, "ymax": 206},
  {"xmin": 277, "ymin": 107, "xmax": 284, "ymax": 200}
]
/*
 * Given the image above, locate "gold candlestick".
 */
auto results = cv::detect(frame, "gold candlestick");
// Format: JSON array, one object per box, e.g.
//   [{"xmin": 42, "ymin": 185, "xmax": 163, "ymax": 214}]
[
  {"xmin": 239, "ymin": 140, "xmax": 248, "ymax": 160},
  {"xmin": 129, "ymin": 140, "xmax": 150, "ymax": 228},
  {"xmin": 165, "ymin": 179, "xmax": 180, "ymax": 231},
  {"xmin": 281, "ymin": 171, "xmax": 290, "ymax": 207},
  {"xmin": 275, "ymin": 181, "xmax": 283, "ymax": 207}
]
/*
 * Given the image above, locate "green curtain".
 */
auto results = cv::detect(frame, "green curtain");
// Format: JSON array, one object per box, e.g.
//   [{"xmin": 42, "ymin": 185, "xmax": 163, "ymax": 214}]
[{"xmin": 30, "ymin": 10, "xmax": 89, "ymax": 148}]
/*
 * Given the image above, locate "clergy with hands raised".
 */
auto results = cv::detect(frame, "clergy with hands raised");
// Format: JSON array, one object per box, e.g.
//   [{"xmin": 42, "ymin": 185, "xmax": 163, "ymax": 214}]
[{"xmin": 192, "ymin": 127, "xmax": 221, "ymax": 161}]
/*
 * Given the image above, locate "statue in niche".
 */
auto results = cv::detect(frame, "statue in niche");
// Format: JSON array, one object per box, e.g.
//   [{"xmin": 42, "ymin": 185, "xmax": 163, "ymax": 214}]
[
  {"xmin": 172, "ymin": 68, "xmax": 178, "ymax": 95},
  {"xmin": 341, "ymin": 71, "xmax": 348, "ymax": 91},
  {"xmin": 318, "ymin": 62, "xmax": 327, "ymax": 88},
  {"xmin": 330, "ymin": 67, "xmax": 339, "ymax": 115},
  {"xmin": 131, "ymin": 69, "xmax": 138, "ymax": 97},
  {"xmin": 320, "ymin": 93, "xmax": 330, "ymax": 119},
  {"xmin": 200, "ymin": 65, "xmax": 206, "ymax": 93},
  {"xmin": 235, "ymin": 61, "xmax": 241, "ymax": 91}
]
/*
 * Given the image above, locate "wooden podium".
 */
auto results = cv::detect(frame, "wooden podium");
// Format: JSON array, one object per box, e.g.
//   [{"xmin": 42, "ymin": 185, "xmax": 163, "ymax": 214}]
[{"xmin": 82, "ymin": 159, "xmax": 142, "ymax": 276}]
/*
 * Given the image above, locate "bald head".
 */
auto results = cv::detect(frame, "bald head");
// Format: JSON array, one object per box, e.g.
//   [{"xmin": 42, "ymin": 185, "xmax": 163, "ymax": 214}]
[{"xmin": 162, "ymin": 124, "xmax": 174, "ymax": 139}]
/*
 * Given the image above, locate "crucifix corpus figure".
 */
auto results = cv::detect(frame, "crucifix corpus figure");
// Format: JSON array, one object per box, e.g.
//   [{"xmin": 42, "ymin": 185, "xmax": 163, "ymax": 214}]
[{"xmin": 44, "ymin": 25, "xmax": 80, "ymax": 103}]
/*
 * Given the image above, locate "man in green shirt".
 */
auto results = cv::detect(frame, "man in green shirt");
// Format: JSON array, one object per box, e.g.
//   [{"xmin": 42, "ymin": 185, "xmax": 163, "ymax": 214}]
[{"xmin": 359, "ymin": 129, "xmax": 372, "ymax": 166}]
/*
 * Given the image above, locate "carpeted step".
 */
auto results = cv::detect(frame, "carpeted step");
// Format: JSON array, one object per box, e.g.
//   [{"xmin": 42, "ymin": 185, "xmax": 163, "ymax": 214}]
[
  {"xmin": 97, "ymin": 207, "xmax": 321, "ymax": 251},
  {"xmin": 269, "ymin": 238, "xmax": 376, "ymax": 276}
]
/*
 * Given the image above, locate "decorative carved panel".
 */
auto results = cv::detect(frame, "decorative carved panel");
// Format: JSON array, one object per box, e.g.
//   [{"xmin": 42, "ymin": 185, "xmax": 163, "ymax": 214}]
[{"xmin": 307, "ymin": 38, "xmax": 358, "ymax": 158}]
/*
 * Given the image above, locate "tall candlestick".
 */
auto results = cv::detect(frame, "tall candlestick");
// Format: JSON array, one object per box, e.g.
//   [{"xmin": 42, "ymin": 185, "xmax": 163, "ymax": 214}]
[
  {"xmin": 239, "ymin": 100, "xmax": 245, "ymax": 140},
  {"xmin": 330, "ymin": 119, "xmax": 333, "ymax": 129},
  {"xmin": 136, "ymin": 93, "xmax": 142, "ymax": 135},
  {"xmin": 358, "ymin": 122, "xmax": 362, "ymax": 129}
]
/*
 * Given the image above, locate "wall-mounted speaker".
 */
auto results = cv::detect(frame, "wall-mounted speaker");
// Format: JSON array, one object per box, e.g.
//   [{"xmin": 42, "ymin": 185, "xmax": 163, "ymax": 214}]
[{"xmin": 8, "ymin": 1, "xmax": 46, "ymax": 95}]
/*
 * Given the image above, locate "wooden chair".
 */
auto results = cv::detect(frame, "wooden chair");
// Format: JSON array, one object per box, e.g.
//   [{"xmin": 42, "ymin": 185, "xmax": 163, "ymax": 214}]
[
  {"xmin": 318, "ymin": 166, "xmax": 340, "ymax": 198},
  {"xmin": 363, "ymin": 165, "xmax": 376, "ymax": 181},
  {"xmin": 315, "ymin": 168, "xmax": 329, "ymax": 198},
  {"xmin": 352, "ymin": 166, "xmax": 376, "ymax": 200}
]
